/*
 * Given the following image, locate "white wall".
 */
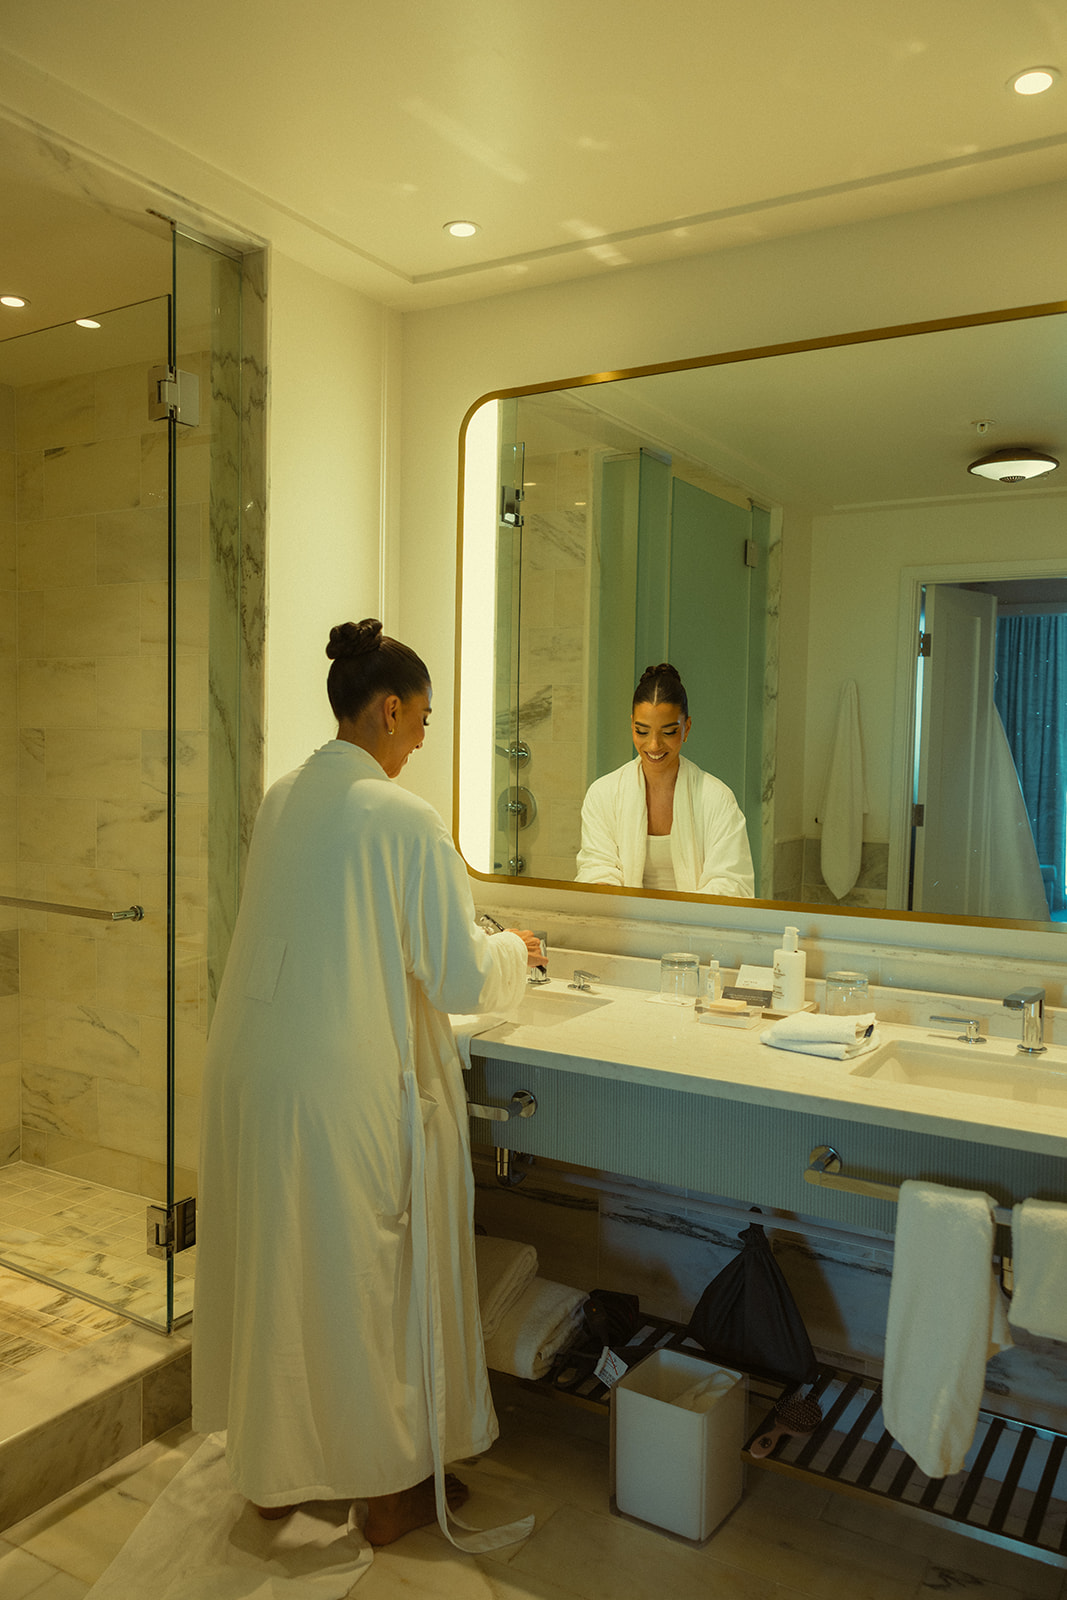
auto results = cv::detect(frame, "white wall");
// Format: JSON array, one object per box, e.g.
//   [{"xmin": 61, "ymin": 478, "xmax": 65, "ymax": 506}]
[
  {"xmin": 264, "ymin": 253, "xmax": 400, "ymax": 785},
  {"xmin": 803, "ymin": 496, "xmax": 1067, "ymax": 842},
  {"xmin": 398, "ymin": 180, "xmax": 1067, "ymax": 823}
]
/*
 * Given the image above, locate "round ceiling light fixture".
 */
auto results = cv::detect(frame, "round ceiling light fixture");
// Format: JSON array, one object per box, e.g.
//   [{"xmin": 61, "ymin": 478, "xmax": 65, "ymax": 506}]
[
  {"xmin": 444, "ymin": 220, "xmax": 479, "ymax": 237},
  {"xmin": 0, "ymin": 295, "xmax": 27, "ymax": 308},
  {"xmin": 968, "ymin": 447, "xmax": 1059, "ymax": 483},
  {"xmin": 75, "ymin": 318, "xmax": 101, "ymax": 329},
  {"xmin": 1010, "ymin": 66, "xmax": 1060, "ymax": 95}
]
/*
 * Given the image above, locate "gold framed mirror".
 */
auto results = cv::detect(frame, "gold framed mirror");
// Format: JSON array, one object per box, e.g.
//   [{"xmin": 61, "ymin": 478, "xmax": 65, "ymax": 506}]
[{"xmin": 455, "ymin": 299, "xmax": 1067, "ymax": 933}]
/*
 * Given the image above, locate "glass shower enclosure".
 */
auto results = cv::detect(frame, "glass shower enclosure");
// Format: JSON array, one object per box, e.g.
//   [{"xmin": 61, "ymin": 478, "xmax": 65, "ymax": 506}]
[{"xmin": 0, "ymin": 229, "xmax": 246, "ymax": 1332}]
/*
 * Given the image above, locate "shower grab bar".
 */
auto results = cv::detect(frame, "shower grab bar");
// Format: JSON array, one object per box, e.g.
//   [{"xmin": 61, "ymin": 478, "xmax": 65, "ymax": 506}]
[
  {"xmin": 0, "ymin": 895, "xmax": 144, "ymax": 922},
  {"xmin": 805, "ymin": 1145, "xmax": 1011, "ymax": 1225}
]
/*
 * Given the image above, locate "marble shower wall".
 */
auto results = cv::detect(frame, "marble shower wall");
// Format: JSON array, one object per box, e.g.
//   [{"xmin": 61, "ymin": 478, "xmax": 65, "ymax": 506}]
[
  {"xmin": 11, "ymin": 345, "xmax": 209, "ymax": 1196},
  {"xmin": 511, "ymin": 449, "xmax": 593, "ymax": 881},
  {"xmin": 0, "ymin": 386, "xmax": 17, "ymax": 1165}
]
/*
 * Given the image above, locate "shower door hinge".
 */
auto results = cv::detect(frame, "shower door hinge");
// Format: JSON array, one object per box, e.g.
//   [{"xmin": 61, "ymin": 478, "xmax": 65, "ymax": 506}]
[
  {"xmin": 918, "ymin": 631, "xmax": 932, "ymax": 657},
  {"xmin": 146, "ymin": 1197, "xmax": 197, "ymax": 1259},
  {"xmin": 744, "ymin": 538, "xmax": 759, "ymax": 568},
  {"xmin": 148, "ymin": 364, "xmax": 201, "ymax": 427},
  {"xmin": 500, "ymin": 484, "xmax": 524, "ymax": 527},
  {"xmin": 912, "ymin": 803, "xmax": 925, "ymax": 827}
]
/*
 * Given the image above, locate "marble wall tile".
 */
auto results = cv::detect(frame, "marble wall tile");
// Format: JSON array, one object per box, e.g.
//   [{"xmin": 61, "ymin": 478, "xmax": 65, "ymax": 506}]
[
  {"xmin": 0, "ymin": 931, "xmax": 17, "ymax": 1000},
  {"xmin": 41, "ymin": 440, "xmax": 141, "ymax": 520},
  {"xmin": 26, "ymin": 730, "xmax": 142, "ymax": 802},
  {"xmin": 17, "ymin": 516, "xmax": 96, "ymax": 592},
  {"xmin": 0, "ymin": 592, "xmax": 16, "ymax": 657},
  {"xmin": 0, "ymin": 995, "xmax": 20, "ymax": 1060},
  {"xmin": 18, "ymin": 797, "xmax": 97, "ymax": 869},
  {"xmin": 97, "ymin": 1081, "xmax": 165, "ymax": 1164},
  {"xmin": 15, "ymin": 454, "xmax": 43, "ymax": 522},
  {"xmin": 96, "ymin": 800, "xmax": 167, "ymax": 874},
  {"xmin": 139, "ymin": 431, "xmax": 167, "ymax": 509},
  {"xmin": 16, "ymin": 376, "xmax": 95, "ymax": 453},
  {"xmin": 19, "ymin": 931, "xmax": 96, "ymax": 1006},
  {"xmin": 43, "ymin": 1002, "xmax": 141, "ymax": 1086},
  {"xmin": 94, "ymin": 364, "xmax": 166, "ymax": 444},
  {"xmin": 95, "ymin": 508, "xmax": 167, "ymax": 585},
  {"xmin": 22, "ymin": 1063, "xmax": 98, "ymax": 1143},
  {"xmin": 94, "ymin": 937, "xmax": 165, "ymax": 1019},
  {"xmin": 95, "ymin": 653, "xmax": 166, "ymax": 731},
  {"xmin": 139, "ymin": 579, "xmax": 209, "ymax": 654},
  {"xmin": 41, "ymin": 584, "xmax": 142, "ymax": 658},
  {"xmin": 0, "ymin": 389, "xmax": 13, "ymax": 452},
  {"xmin": 472, "ymin": 1151, "xmax": 600, "ymax": 1292},
  {"xmin": 18, "ymin": 659, "xmax": 97, "ymax": 729}
]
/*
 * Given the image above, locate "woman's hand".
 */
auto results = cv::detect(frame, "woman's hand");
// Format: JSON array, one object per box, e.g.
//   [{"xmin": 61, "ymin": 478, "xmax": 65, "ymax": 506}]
[{"xmin": 509, "ymin": 929, "xmax": 546, "ymax": 966}]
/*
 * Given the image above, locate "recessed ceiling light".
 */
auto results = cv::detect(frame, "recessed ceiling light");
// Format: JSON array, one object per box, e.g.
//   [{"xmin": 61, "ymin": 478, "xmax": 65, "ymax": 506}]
[
  {"xmin": 1010, "ymin": 66, "xmax": 1060, "ymax": 95},
  {"xmin": 75, "ymin": 318, "xmax": 102, "ymax": 329},
  {"xmin": 445, "ymin": 220, "xmax": 479, "ymax": 237},
  {"xmin": 0, "ymin": 296, "xmax": 27, "ymax": 308}
]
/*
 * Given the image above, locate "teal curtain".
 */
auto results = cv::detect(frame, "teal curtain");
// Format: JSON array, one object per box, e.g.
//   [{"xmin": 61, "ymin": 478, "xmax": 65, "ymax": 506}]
[{"xmin": 994, "ymin": 615, "xmax": 1067, "ymax": 912}]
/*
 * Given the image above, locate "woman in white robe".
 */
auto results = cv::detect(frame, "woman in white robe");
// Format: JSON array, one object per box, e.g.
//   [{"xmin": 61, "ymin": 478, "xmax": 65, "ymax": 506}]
[
  {"xmin": 576, "ymin": 662, "xmax": 754, "ymax": 896},
  {"xmin": 192, "ymin": 619, "xmax": 540, "ymax": 1548}
]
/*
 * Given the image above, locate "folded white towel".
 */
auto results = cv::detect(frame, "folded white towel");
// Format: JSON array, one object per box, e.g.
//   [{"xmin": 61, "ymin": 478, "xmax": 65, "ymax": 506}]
[
  {"xmin": 761, "ymin": 1011, "xmax": 878, "ymax": 1059},
  {"xmin": 882, "ymin": 1180, "xmax": 1012, "ymax": 1479},
  {"xmin": 1009, "ymin": 1199, "xmax": 1067, "ymax": 1339},
  {"xmin": 483, "ymin": 1277, "xmax": 587, "ymax": 1380},
  {"xmin": 475, "ymin": 1235, "xmax": 539, "ymax": 1340}
]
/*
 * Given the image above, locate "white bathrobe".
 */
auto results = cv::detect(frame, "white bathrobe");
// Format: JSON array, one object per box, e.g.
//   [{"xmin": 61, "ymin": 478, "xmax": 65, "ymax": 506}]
[
  {"xmin": 192, "ymin": 740, "xmax": 527, "ymax": 1518},
  {"xmin": 575, "ymin": 755, "xmax": 754, "ymax": 896}
]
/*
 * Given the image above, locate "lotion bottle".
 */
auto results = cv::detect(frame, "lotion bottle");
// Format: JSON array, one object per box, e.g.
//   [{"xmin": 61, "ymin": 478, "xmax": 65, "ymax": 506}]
[{"xmin": 772, "ymin": 926, "xmax": 806, "ymax": 1012}]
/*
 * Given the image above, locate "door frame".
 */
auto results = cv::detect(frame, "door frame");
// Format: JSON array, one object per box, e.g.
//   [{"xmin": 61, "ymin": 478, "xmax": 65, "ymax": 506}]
[{"xmin": 887, "ymin": 555, "xmax": 1067, "ymax": 910}]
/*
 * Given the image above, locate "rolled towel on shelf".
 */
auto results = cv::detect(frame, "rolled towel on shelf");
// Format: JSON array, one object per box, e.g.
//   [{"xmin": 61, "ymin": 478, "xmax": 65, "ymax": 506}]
[
  {"xmin": 1009, "ymin": 1199, "xmax": 1067, "ymax": 1339},
  {"xmin": 761, "ymin": 1011, "xmax": 878, "ymax": 1060},
  {"xmin": 882, "ymin": 1180, "xmax": 1012, "ymax": 1479},
  {"xmin": 483, "ymin": 1277, "xmax": 587, "ymax": 1380},
  {"xmin": 475, "ymin": 1235, "xmax": 539, "ymax": 1340}
]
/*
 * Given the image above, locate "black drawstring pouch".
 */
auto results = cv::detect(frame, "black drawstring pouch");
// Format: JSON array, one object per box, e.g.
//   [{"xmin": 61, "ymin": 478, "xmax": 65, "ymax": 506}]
[
  {"xmin": 582, "ymin": 1288, "xmax": 641, "ymax": 1351},
  {"xmin": 686, "ymin": 1219, "xmax": 818, "ymax": 1386}
]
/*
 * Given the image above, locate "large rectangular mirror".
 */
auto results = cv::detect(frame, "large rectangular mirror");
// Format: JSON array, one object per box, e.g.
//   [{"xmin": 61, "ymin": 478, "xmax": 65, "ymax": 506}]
[{"xmin": 456, "ymin": 302, "xmax": 1067, "ymax": 932}]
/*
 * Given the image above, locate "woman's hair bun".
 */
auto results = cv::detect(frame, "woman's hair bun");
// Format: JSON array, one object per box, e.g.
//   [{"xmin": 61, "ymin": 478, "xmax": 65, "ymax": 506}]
[
  {"xmin": 326, "ymin": 618, "xmax": 383, "ymax": 661},
  {"xmin": 639, "ymin": 661, "xmax": 675, "ymax": 681}
]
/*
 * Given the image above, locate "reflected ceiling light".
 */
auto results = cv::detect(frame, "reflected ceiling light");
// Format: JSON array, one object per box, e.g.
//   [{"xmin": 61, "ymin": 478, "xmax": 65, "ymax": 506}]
[
  {"xmin": 0, "ymin": 295, "xmax": 27, "ymax": 308},
  {"xmin": 1011, "ymin": 66, "xmax": 1060, "ymax": 94},
  {"xmin": 445, "ymin": 220, "xmax": 478, "ymax": 237},
  {"xmin": 75, "ymin": 318, "xmax": 101, "ymax": 329},
  {"xmin": 968, "ymin": 447, "xmax": 1059, "ymax": 482}
]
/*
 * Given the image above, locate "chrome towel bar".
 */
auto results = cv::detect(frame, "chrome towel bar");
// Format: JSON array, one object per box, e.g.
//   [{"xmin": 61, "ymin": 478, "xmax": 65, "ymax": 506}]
[
  {"xmin": 467, "ymin": 1089, "xmax": 537, "ymax": 1123},
  {"xmin": 0, "ymin": 895, "xmax": 144, "ymax": 922},
  {"xmin": 805, "ymin": 1145, "xmax": 1011, "ymax": 1226}
]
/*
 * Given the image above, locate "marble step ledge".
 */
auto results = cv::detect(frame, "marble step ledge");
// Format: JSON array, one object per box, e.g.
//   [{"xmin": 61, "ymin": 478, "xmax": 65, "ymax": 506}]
[{"xmin": 0, "ymin": 1288, "xmax": 191, "ymax": 1532}]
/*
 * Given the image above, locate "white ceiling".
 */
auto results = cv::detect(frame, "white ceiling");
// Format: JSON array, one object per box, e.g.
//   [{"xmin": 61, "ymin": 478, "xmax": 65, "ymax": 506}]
[
  {"xmin": 0, "ymin": 0, "xmax": 1066, "ymax": 319},
  {"xmin": 0, "ymin": 1, "xmax": 1064, "ymax": 506}
]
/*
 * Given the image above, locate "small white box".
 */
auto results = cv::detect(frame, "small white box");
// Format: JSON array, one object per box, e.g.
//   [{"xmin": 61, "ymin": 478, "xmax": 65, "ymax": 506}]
[{"xmin": 613, "ymin": 1349, "xmax": 745, "ymax": 1541}]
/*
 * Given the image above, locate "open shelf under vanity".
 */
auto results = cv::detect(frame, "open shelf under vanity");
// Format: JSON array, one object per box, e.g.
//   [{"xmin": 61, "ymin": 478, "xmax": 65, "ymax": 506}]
[{"xmin": 533, "ymin": 1312, "xmax": 1067, "ymax": 1569}]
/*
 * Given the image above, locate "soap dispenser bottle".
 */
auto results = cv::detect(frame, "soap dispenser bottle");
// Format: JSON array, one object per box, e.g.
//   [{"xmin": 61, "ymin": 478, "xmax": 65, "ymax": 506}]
[{"xmin": 772, "ymin": 926, "xmax": 806, "ymax": 1012}]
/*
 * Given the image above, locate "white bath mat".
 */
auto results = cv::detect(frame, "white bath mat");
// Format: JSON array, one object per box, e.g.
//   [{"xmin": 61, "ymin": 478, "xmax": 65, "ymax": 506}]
[{"xmin": 86, "ymin": 1433, "xmax": 372, "ymax": 1599}]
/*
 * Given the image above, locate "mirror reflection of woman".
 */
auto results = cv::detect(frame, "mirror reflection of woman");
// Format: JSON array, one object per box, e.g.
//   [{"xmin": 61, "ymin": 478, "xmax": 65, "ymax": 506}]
[{"xmin": 576, "ymin": 663, "xmax": 754, "ymax": 896}]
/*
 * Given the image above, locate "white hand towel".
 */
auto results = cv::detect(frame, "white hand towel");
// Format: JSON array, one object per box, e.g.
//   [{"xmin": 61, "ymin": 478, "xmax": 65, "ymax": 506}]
[
  {"xmin": 820, "ymin": 679, "xmax": 869, "ymax": 900},
  {"xmin": 761, "ymin": 1011, "xmax": 878, "ymax": 1060},
  {"xmin": 483, "ymin": 1276, "xmax": 587, "ymax": 1380},
  {"xmin": 1008, "ymin": 1199, "xmax": 1067, "ymax": 1339},
  {"xmin": 475, "ymin": 1234, "xmax": 539, "ymax": 1340},
  {"xmin": 882, "ymin": 1180, "xmax": 1012, "ymax": 1479}
]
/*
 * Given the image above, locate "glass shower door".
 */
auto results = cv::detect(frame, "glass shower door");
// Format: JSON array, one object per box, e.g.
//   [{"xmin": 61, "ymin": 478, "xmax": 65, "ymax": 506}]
[{"xmin": 0, "ymin": 295, "xmax": 176, "ymax": 1328}]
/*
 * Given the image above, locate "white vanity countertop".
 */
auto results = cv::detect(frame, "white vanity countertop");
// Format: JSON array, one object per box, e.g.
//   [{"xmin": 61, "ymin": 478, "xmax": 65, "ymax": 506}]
[{"xmin": 465, "ymin": 972, "xmax": 1067, "ymax": 1160}]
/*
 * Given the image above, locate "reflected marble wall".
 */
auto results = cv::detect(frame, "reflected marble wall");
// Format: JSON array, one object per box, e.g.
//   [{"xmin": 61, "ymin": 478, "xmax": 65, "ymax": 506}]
[{"xmin": 0, "ymin": 387, "xmax": 16, "ymax": 1165}]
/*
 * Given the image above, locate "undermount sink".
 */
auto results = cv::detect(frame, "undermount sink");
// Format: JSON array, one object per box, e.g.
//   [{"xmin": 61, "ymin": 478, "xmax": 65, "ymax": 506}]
[
  {"xmin": 515, "ymin": 987, "xmax": 613, "ymax": 1028},
  {"xmin": 850, "ymin": 1038, "xmax": 1067, "ymax": 1108}
]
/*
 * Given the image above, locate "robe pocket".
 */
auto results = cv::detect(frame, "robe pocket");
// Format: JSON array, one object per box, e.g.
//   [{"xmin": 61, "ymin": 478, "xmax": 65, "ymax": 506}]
[{"xmin": 245, "ymin": 937, "xmax": 287, "ymax": 1002}]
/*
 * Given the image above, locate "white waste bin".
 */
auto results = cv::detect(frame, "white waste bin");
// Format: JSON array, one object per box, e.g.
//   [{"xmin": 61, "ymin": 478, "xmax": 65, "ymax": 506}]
[{"xmin": 613, "ymin": 1349, "xmax": 745, "ymax": 1540}]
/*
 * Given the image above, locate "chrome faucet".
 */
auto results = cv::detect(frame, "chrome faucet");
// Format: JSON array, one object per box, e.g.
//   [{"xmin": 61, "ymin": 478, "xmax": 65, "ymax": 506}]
[
  {"xmin": 569, "ymin": 969, "xmax": 601, "ymax": 993},
  {"xmin": 1003, "ymin": 987, "xmax": 1046, "ymax": 1054}
]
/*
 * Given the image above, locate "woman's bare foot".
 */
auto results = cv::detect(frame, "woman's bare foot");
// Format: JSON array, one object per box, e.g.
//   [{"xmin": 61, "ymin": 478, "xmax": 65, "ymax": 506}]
[
  {"xmin": 254, "ymin": 1502, "xmax": 300, "ymax": 1520},
  {"xmin": 363, "ymin": 1473, "xmax": 469, "ymax": 1546}
]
